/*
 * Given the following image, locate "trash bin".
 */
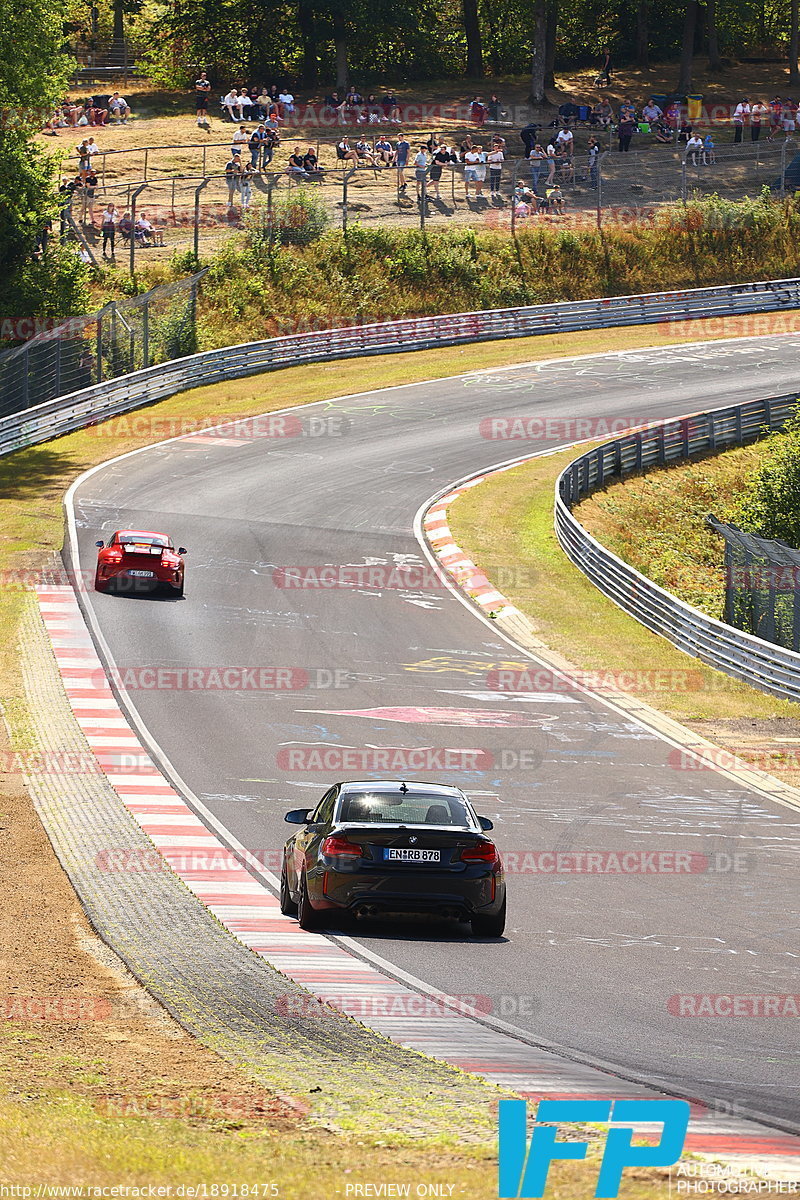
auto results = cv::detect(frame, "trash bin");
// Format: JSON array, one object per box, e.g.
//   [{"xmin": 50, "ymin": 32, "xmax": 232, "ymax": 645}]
[
  {"xmin": 687, "ymin": 94, "xmax": 703, "ymax": 122},
  {"xmin": 650, "ymin": 94, "xmax": 668, "ymax": 110}
]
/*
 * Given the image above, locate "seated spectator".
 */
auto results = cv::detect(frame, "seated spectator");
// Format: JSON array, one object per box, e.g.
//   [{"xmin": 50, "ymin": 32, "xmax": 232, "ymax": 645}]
[
  {"xmin": 555, "ymin": 125, "xmax": 574, "ymax": 156},
  {"xmin": 223, "ymin": 89, "xmax": 244, "ymax": 121},
  {"xmin": 363, "ymin": 94, "xmax": 382, "ymax": 123},
  {"xmin": 86, "ymin": 97, "xmax": 108, "ymax": 125},
  {"xmin": 543, "ymin": 183, "xmax": 564, "ymax": 214},
  {"xmin": 374, "ymin": 134, "xmax": 394, "ymax": 164},
  {"xmin": 685, "ymin": 132, "xmax": 704, "ymax": 165},
  {"xmin": 239, "ymin": 91, "xmax": 253, "ymax": 118},
  {"xmin": 336, "ymin": 135, "xmax": 359, "ymax": 164},
  {"xmin": 653, "ymin": 120, "xmax": 673, "ymax": 144},
  {"xmin": 355, "ymin": 137, "xmax": 376, "ymax": 164},
  {"xmin": 598, "ymin": 98, "xmax": 613, "ymax": 126},
  {"xmin": 382, "ymin": 91, "xmax": 400, "ymax": 122},
  {"xmin": 118, "ymin": 210, "xmax": 134, "ymax": 240},
  {"xmin": 618, "ymin": 98, "xmax": 636, "ymax": 122},
  {"xmin": 256, "ymin": 87, "xmax": 271, "ymax": 118},
  {"xmin": 75, "ymin": 104, "xmax": 90, "ymax": 127},
  {"xmin": 135, "ymin": 212, "xmax": 153, "ymax": 245},
  {"xmin": 303, "ymin": 146, "xmax": 323, "ymax": 176},
  {"xmin": 287, "ymin": 146, "xmax": 308, "ymax": 177},
  {"xmin": 678, "ymin": 118, "xmax": 693, "ymax": 144},
  {"xmin": 279, "ymin": 88, "xmax": 295, "ymax": 114},
  {"xmin": 664, "ymin": 100, "xmax": 680, "ymax": 129},
  {"xmin": 487, "ymin": 93, "xmax": 505, "ymax": 123},
  {"xmin": 558, "ymin": 101, "xmax": 579, "ymax": 127},
  {"xmin": 642, "ymin": 97, "xmax": 663, "ymax": 124},
  {"xmin": 108, "ymin": 92, "xmax": 131, "ymax": 122}
]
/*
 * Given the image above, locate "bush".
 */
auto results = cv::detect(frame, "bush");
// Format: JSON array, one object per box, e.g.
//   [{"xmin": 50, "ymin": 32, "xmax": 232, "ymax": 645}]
[
  {"xmin": 245, "ymin": 189, "xmax": 330, "ymax": 249},
  {"xmin": 734, "ymin": 412, "xmax": 800, "ymax": 547}
]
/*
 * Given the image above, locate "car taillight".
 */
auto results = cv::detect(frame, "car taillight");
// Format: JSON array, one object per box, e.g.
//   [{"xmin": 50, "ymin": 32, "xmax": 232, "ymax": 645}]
[
  {"xmin": 321, "ymin": 835, "xmax": 364, "ymax": 858},
  {"xmin": 460, "ymin": 840, "xmax": 500, "ymax": 864},
  {"xmin": 104, "ymin": 550, "xmax": 123, "ymax": 563}
]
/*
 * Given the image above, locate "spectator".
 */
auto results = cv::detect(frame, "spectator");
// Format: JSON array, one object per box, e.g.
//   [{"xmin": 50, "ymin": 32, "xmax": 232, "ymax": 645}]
[
  {"xmin": 642, "ymin": 97, "xmax": 663, "ymax": 124},
  {"xmin": 395, "ymin": 132, "xmax": 410, "ymax": 190},
  {"xmin": 545, "ymin": 140, "xmax": 557, "ymax": 183},
  {"xmin": 118, "ymin": 210, "xmax": 133, "ymax": 242},
  {"xmin": 470, "ymin": 96, "xmax": 486, "ymax": 125},
  {"xmin": 750, "ymin": 99, "xmax": 767, "ymax": 141},
  {"xmin": 519, "ymin": 120, "xmax": 540, "ymax": 155},
  {"xmin": 374, "ymin": 134, "xmax": 394, "ymax": 165},
  {"xmin": 85, "ymin": 135, "xmax": 100, "ymax": 158},
  {"xmin": 654, "ymin": 120, "xmax": 673, "ymax": 144},
  {"xmin": 618, "ymin": 113, "xmax": 636, "ymax": 152},
  {"xmin": 664, "ymin": 100, "xmax": 680, "ymax": 130},
  {"xmin": 303, "ymin": 146, "xmax": 323, "ymax": 176},
  {"xmin": 223, "ymin": 89, "xmax": 244, "ymax": 121},
  {"xmin": 279, "ymin": 88, "xmax": 295, "ymax": 114},
  {"xmin": 262, "ymin": 124, "xmax": 279, "ymax": 165},
  {"xmin": 555, "ymin": 126, "xmax": 574, "ymax": 157},
  {"xmin": 256, "ymin": 87, "xmax": 271, "ymax": 119},
  {"xmin": 587, "ymin": 136, "xmax": 600, "ymax": 187},
  {"xmin": 240, "ymin": 162, "xmax": 256, "ymax": 209},
  {"xmin": 599, "ymin": 45, "xmax": 613, "ymax": 84},
  {"xmin": 703, "ymin": 132, "xmax": 716, "ymax": 164},
  {"xmin": 685, "ymin": 132, "xmax": 704, "ymax": 165},
  {"xmin": 135, "ymin": 211, "xmax": 153, "ymax": 245},
  {"xmin": 678, "ymin": 118, "xmax": 693, "ymax": 144},
  {"xmin": 767, "ymin": 95, "xmax": 783, "ymax": 140},
  {"xmin": 195, "ymin": 71, "xmax": 211, "ymax": 125},
  {"xmin": 528, "ymin": 142, "xmax": 547, "ymax": 191},
  {"xmin": 249, "ymin": 124, "xmax": 267, "ymax": 167},
  {"xmin": 487, "ymin": 141, "xmax": 504, "ymax": 197},
  {"xmin": 100, "ymin": 203, "xmax": 117, "ymax": 257},
  {"xmin": 108, "ymin": 92, "xmax": 130, "ymax": 122},
  {"xmin": 487, "ymin": 93, "xmax": 503, "ymax": 123},
  {"xmin": 546, "ymin": 183, "xmax": 564, "ymax": 214},
  {"xmin": 86, "ymin": 96, "xmax": 108, "ymax": 125},
  {"xmin": 225, "ymin": 154, "xmax": 241, "ymax": 205},
  {"xmin": 239, "ymin": 90, "xmax": 253, "ymax": 120},
  {"xmin": 558, "ymin": 101, "xmax": 578, "ymax": 128},
  {"xmin": 77, "ymin": 138, "xmax": 91, "ymax": 181},
  {"xmin": 733, "ymin": 97, "xmax": 750, "ymax": 143},
  {"xmin": 232, "ymin": 124, "xmax": 249, "ymax": 156},
  {"xmin": 463, "ymin": 144, "xmax": 485, "ymax": 198},
  {"xmin": 382, "ymin": 91, "xmax": 400, "ymax": 122},
  {"xmin": 783, "ymin": 99, "xmax": 797, "ymax": 135},
  {"xmin": 83, "ymin": 166, "xmax": 98, "ymax": 225},
  {"xmin": 336, "ymin": 135, "xmax": 359, "ymax": 165},
  {"xmin": 429, "ymin": 141, "xmax": 454, "ymax": 199},
  {"xmin": 413, "ymin": 144, "xmax": 428, "ymax": 200},
  {"xmin": 355, "ymin": 137, "xmax": 376, "ymax": 165}
]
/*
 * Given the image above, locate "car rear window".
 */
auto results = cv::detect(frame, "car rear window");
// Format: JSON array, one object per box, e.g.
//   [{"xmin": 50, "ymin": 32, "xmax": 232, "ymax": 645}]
[
  {"xmin": 339, "ymin": 791, "xmax": 473, "ymax": 827},
  {"xmin": 117, "ymin": 533, "xmax": 170, "ymax": 554}
]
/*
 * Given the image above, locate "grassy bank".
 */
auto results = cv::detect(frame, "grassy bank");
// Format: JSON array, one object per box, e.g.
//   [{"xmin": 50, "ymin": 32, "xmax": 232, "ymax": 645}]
[{"xmin": 97, "ymin": 192, "xmax": 800, "ymax": 350}]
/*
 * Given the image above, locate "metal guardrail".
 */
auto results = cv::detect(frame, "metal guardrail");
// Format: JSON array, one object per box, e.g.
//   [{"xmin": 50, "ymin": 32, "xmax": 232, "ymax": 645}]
[
  {"xmin": 3, "ymin": 274, "xmax": 800, "ymax": 457},
  {"xmin": 554, "ymin": 391, "xmax": 800, "ymax": 702}
]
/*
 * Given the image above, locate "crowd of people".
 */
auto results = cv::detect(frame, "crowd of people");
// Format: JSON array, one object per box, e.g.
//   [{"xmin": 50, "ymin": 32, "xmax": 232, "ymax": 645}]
[{"xmin": 43, "ymin": 92, "xmax": 131, "ymax": 133}]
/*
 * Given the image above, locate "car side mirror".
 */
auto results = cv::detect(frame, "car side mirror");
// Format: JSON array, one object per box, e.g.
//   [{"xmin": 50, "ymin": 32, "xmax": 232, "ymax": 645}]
[
  {"xmin": 178, "ymin": 547, "xmax": 187, "ymax": 555},
  {"xmin": 95, "ymin": 540, "xmax": 104, "ymax": 548},
  {"xmin": 478, "ymin": 816, "xmax": 494, "ymax": 831},
  {"xmin": 285, "ymin": 808, "xmax": 311, "ymax": 824}
]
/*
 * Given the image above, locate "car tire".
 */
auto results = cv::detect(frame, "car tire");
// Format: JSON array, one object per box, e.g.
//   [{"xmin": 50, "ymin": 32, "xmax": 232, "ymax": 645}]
[
  {"xmin": 280, "ymin": 860, "xmax": 298, "ymax": 916},
  {"xmin": 297, "ymin": 871, "xmax": 324, "ymax": 931},
  {"xmin": 94, "ymin": 571, "xmax": 109, "ymax": 593},
  {"xmin": 171, "ymin": 577, "xmax": 184, "ymax": 598},
  {"xmin": 471, "ymin": 896, "xmax": 506, "ymax": 938}
]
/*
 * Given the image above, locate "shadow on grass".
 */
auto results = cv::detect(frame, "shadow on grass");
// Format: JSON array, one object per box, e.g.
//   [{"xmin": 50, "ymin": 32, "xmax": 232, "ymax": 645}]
[{"xmin": 0, "ymin": 445, "xmax": 85, "ymax": 501}]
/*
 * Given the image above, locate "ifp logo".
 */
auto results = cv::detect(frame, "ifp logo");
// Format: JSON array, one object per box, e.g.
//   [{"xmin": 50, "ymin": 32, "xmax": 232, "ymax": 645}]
[{"xmin": 498, "ymin": 1098, "xmax": 690, "ymax": 1197}]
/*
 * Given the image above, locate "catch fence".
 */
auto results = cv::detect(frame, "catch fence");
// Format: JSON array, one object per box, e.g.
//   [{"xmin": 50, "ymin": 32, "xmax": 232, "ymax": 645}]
[{"xmin": 707, "ymin": 515, "xmax": 800, "ymax": 653}]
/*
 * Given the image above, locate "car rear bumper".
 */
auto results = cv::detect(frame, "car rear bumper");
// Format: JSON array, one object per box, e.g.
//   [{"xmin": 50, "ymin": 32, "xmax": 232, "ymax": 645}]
[{"xmin": 309, "ymin": 865, "xmax": 504, "ymax": 918}]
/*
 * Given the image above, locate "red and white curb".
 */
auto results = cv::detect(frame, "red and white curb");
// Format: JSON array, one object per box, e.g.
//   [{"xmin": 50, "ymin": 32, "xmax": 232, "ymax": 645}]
[{"xmin": 34, "ymin": 583, "xmax": 800, "ymax": 1171}]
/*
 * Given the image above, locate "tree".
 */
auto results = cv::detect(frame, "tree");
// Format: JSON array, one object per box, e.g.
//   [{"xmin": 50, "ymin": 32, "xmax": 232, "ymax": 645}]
[
  {"xmin": 545, "ymin": 0, "xmax": 557, "ymax": 87},
  {"xmin": 636, "ymin": 0, "xmax": 649, "ymax": 68},
  {"xmin": 298, "ymin": 0, "xmax": 319, "ymax": 87},
  {"xmin": 791, "ymin": 0, "xmax": 799, "ymax": 87},
  {"xmin": 464, "ymin": 0, "xmax": 483, "ymax": 76},
  {"xmin": 676, "ymin": 0, "xmax": 698, "ymax": 92},
  {"xmin": 529, "ymin": 0, "xmax": 547, "ymax": 104}
]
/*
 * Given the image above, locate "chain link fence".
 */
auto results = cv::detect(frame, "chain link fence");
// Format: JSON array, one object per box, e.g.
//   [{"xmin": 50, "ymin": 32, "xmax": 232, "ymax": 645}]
[
  {"xmin": 707, "ymin": 515, "xmax": 800, "ymax": 652},
  {"xmin": 0, "ymin": 272, "xmax": 204, "ymax": 418}
]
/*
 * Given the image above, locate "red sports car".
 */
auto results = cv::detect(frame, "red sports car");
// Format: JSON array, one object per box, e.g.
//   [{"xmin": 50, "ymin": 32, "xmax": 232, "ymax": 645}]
[{"xmin": 94, "ymin": 530, "xmax": 187, "ymax": 596}]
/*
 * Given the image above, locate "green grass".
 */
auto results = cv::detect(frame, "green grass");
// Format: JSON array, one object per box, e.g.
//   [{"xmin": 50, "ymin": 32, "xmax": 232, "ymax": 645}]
[{"xmin": 447, "ymin": 444, "xmax": 800, "ymax": 723}]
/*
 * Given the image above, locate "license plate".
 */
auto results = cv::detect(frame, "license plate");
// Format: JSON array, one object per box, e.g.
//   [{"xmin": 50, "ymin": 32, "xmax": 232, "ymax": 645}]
[
  {"xmin": 384, "ymin": 848, "xmax": 441, "ymax": 863},
  {"xmin": 127, "ymin": 570, "xmax": 154, "ymax": 577}
]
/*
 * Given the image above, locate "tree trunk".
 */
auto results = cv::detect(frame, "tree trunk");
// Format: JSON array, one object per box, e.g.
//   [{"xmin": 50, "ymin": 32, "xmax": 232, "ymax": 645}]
[
  {"xmin": 529, "ymin": 0, "xmax": 546, "ymax": 105},
  {"xmin": 112, "ymin": 0, "xmax": 124, "ymax": 46},
  {"xmin": 463, "ymin": 0, "xmax": 483, "ymax": 78},
  {"xmin": 707, "ymin": 0, "xmax": 721, "ymax": 69},
  {"xmin": 332, "ymin": 0, "xmax": 348, "ymax": 88},
  {"xmin": 298, "ymin": 0, "xmax": 318, "ymax": 87},
  {"xmin": 791, "ymin": 0, "xmax": 800, "ymax": 87},
  {"xmin": 636, "ymin": 0, "xmax": 649, "ymax": 68},
  {"xmin": 676, "ymin": 0, "xmax": 698, "ymax": 93},
  {"xmin": 545, "ymin": 0, "xmax": 557, "ymax": 88}
]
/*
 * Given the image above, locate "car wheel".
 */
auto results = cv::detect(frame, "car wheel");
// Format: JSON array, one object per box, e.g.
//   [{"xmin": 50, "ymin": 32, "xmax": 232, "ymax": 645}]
[
  {"xmin": 471, "ymin": 896, "xmax": 506, "ymax": 938},
  {"xmin": 280, "ymin": 860, "xmax": 297, "ymax": 916},
  {"xmin": 297, "ymin": 871, "xmax": 324, "ymax": 931},
  {"xmin": 94, "ymin": 571, "xmax": 109, "ymax": 593}
]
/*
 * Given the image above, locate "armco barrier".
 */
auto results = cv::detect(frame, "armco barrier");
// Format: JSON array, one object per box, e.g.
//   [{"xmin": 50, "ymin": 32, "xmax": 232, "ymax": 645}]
[
  {"xmin": 2, "ymin": 275, "xmax": 800, "ymax": 456},
  {"xmin": 555, "ymin": 392, "xmax": 800, "ymax": 702}
]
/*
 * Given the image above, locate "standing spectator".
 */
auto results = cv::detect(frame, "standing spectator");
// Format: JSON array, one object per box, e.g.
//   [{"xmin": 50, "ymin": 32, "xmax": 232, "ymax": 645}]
[
  {"xmin": 732, "ymin": 97, "xmax": 750, "ymax": 143},
  {"xmin": 249, "ymin": 124, "xmax": 267, "ymax": 167},
  {"xmin": 100, "ymin": 203, "xmax": 117, "ymax": 257},
  {"xmin": 225, "ymin": 154, "xmax": 241, "ymax": 206},
  {"xmin": 395, "ymin": 132, "xmax": 410, "ymax": 190},
  {"xmin": 413, "ymin": 144, "xmax": 428, "ymax": 201},
  {"xmin": 487, "ymin": 142, "xmax": 504, "ymax": 196},
  {"xmin": 587, "ymin": 136, "xmax": 600, "ymax": 187},
  {"xmin": 77, "ymin": 138, "xmax": 91, "ymax": 181},
  {"xmin": 617, "ymin": 113, "xmax": 635, "ymax": 152},
  {"xmin": 487, "ymin": 94, "xmax": 502, "ymax": 123},
  {"xmin": 195, "ymin": 71, "xmax": 211, "ymax": 125},
  {"xmin": 545, "ymin": 140, "xmax": 557, "ymax": 183},
  {"xmin": 519, "ymin": 120, "xmax": 540, "ymax": 155},
  {"xmin": 783, "ymin": 99, "xmax": 797, "ymax": 135},
  {"xmin": 703, "ymin": 133, "xmax": 716, "ymax": 164},
  {"xmin": 685, "ymin": 132, "xmax": 704, "ymax": 165},
  {"xmin": 240, "ymin": 162, "xmax": 256, "ymax": 209},
  {"xmin": 767, "ymin": 94, "xmax": 783, "ymax": 140},
  {"xmin": 750, "ymin": 99, "xmax": 767, "ymax": 141},
  {"xmin": 231, "ymin": 124, "xmax": 249, "ymax": 156},
  {"xmin": 429, "ymin": 141, "xmax": 453, "ymax": 199},
  {"xmin": 529, "ymin": 142, "xmax": 547, "ymax": 191},
  {"xmin": 108, "ymin": 92, "xmax": 130, "ymax": 122},
  {"xmin": 463, "ymin": 144, "xmax": 485, "ymax": 198},
  {"xmin": 83, "ymin": 166, "xmax": 98, "ymax": 225},
  {"xmin": 599, "ymin": 45, "xmax": 613, "ymax": 84}
]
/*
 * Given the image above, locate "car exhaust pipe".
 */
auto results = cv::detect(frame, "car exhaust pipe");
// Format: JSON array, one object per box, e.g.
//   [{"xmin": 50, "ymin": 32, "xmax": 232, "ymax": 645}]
[{"xmin": 354, "ymin": 903, "xmax": 379, "ymax": 920}]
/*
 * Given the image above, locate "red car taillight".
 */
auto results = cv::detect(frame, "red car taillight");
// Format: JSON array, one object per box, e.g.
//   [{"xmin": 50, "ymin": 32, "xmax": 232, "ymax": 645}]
[
  {"xmin": 104, "ymin": 550, "xmax": 123, "ymax": 563},
  {"xmin": 459, "ymin": 839, "xmax": 500, "ymax": 865},
  {"xmin": 321, "ymin": 835, "xmax": 364, "ymax": 858}
]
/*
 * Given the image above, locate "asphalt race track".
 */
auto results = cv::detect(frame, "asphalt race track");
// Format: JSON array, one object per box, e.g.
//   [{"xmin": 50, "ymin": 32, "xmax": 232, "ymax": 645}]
[{"xmin": 69, "ymin": 337, "xmax": 800, "ymax": 1131}]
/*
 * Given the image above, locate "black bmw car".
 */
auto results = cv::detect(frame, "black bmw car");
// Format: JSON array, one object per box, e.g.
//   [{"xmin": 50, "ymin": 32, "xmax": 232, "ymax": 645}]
[{"xmin": 280, "ymin": 779, "xmax": 506, "ymax": 937}]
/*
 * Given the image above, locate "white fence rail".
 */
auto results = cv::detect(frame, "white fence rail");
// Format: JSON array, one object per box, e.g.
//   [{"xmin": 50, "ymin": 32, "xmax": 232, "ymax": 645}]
[
  {"xmin": 2, "ymin": 274, "xmax": 800, "ymax": 456},
  {"xmin": 554, "ymin": 392, "xmax": 800, "ymax": 702}
]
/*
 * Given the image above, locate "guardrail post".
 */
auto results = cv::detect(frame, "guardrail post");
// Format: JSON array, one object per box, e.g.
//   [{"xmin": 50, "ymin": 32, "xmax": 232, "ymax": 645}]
[
  {"xmin": 129, "ymin": 181, "xmax": 149, "ymax": 276},
  {"xmin": 96, "ymin": 315, "xmax": 103, "ymax": 384},
  {"xmin": 142, "ymin": 297, "xmax": 150, "ymax": 369},
  {"xmin": 420, "ymin": 171, "xmax": 427, "ymax": 231},
  {"xmin": 342, "ymin": 166, "xmax": 356, "ymax": 234}
]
